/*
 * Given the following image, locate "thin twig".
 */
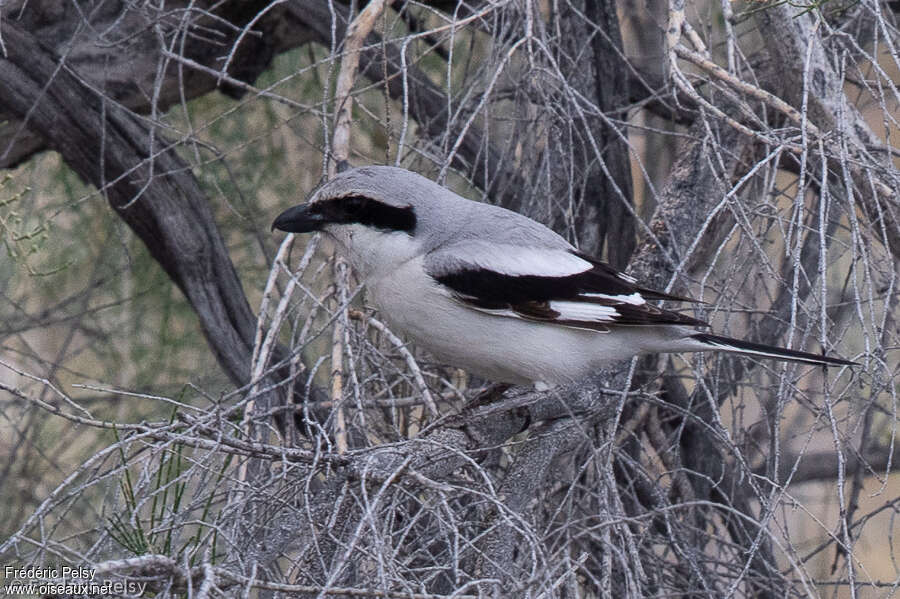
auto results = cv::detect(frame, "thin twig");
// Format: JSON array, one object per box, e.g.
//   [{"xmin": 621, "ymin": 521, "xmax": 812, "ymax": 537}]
[
  {"xmin": 327, "ymin": 0, "xmax": 388, "ymax": 454},
  {"xmin": 349, "ymin": 309, "xmax": 439, "ymax": 417}
]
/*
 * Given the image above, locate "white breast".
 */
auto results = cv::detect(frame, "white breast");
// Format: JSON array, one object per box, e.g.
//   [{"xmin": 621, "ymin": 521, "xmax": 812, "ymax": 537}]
[{"xmin": 365, "ymin": 257, "xmax": 691, "ymax": 384}]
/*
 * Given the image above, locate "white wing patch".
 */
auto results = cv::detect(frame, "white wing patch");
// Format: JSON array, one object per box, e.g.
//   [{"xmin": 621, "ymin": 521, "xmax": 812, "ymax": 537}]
[
  {"xmin": 549, "ymin": 301, "xmax": 620, "ymax": 322},
  {"xmin": 462, "ymin": 301, "xmax": 619, "ymax": 329},
  {"xmin": 434, "ymin": 241, "xmax": 592, "ymax": 278},
  {"xmin": 579, "ymin": 291, "xmax": 646, "ymax": 305}
]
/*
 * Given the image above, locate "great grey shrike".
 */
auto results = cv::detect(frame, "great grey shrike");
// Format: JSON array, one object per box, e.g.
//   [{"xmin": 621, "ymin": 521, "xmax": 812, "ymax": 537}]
[{"xmin": 272, "ymin": 166, "xmax": 854, "ymax": 385}]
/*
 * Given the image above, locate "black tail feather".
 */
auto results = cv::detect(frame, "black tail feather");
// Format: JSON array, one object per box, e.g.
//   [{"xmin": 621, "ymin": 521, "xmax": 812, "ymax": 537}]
[{"xmin": 691, "ymin": 333, "xmax": 857, "ymax": 367}]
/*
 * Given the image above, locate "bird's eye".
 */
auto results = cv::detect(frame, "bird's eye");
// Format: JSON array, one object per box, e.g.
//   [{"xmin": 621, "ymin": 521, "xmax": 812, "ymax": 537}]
[{"xmin": 343, "ymin": 196, "xmax": 367, "ymax": 215}]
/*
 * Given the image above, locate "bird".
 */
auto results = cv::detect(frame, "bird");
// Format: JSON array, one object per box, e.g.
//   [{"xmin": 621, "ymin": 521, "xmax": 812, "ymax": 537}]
[{"xmin": 272, "ymin": 166, "xmax": 855, "ymax": 386}]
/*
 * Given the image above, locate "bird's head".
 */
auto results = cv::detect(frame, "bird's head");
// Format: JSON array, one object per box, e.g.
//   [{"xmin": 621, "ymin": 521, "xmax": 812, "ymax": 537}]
[{"xmin": 272, "ymin": 166, "xmax": 436, "ymax": 279}]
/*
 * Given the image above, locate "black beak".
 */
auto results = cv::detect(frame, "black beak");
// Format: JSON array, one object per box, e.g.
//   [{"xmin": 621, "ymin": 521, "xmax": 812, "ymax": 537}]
[{"xmin": 271, "ymin": 204, "xmax": 325, "ymax": 233}]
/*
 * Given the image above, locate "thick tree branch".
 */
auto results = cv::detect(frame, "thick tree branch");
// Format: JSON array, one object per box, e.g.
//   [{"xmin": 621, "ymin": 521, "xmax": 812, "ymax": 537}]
[
  {"xmin": 0, "ymin": 21, "xmax": 263, "ymax": 391},
  {"xmin": 757, "ymin": 444, "xmax": 900, "ymax": 485},
  {"xmin": 585, "ymin": 0, "xmax": 636, "ymax": 267},
  {"xmin": 0, "ymin": 0, "xmax": 316, "ymax": 169}
]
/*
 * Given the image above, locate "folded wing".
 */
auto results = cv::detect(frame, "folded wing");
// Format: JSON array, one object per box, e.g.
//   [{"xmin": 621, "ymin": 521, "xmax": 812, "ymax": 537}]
[{"xmin": 424, "ymin": 243, "xmax": 707, "ymax": 332}]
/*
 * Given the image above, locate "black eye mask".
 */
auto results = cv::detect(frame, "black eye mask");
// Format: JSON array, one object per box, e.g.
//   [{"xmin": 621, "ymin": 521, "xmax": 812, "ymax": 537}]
[
  {"xmin": 319, "ymin": 195, "xmax": 417, "ymax": 234},
  {"xmin": 272, "ymin": 195, "xmax": 416, "ymax": 235}
]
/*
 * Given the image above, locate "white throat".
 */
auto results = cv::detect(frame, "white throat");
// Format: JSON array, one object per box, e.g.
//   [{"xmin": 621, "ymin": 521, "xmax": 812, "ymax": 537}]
[{"xmin": 326, "ymin": 224, "xmax": 423, "ymax": 281}]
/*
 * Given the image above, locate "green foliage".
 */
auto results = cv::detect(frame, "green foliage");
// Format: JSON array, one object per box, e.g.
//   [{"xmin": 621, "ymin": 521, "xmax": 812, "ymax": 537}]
[
  {"xmin": 0, "ymin": 173, "xmax": 68, "ymax": 276},
  {"xmin": 106, "ymin": 406, "xmax": 230, "ymax": 564},
  {"xmin": 107, "ymin": 427, "xmax": 155, "ymax": 556}
]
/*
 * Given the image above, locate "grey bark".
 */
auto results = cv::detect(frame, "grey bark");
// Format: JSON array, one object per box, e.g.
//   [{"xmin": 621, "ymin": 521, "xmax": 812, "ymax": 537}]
[
  {"xmin": 585, "ymin": 0, "xmax": 637, "ymax": 267},
  {"xmin": 0, "ymin": 20, "xmax": 260, "ymax": 388}
]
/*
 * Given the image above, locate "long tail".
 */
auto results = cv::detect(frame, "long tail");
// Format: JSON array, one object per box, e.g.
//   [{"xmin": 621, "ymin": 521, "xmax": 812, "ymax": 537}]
[{"xmin": 690, "ymin": 333, "xmax": 857, "ymax": 367}]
